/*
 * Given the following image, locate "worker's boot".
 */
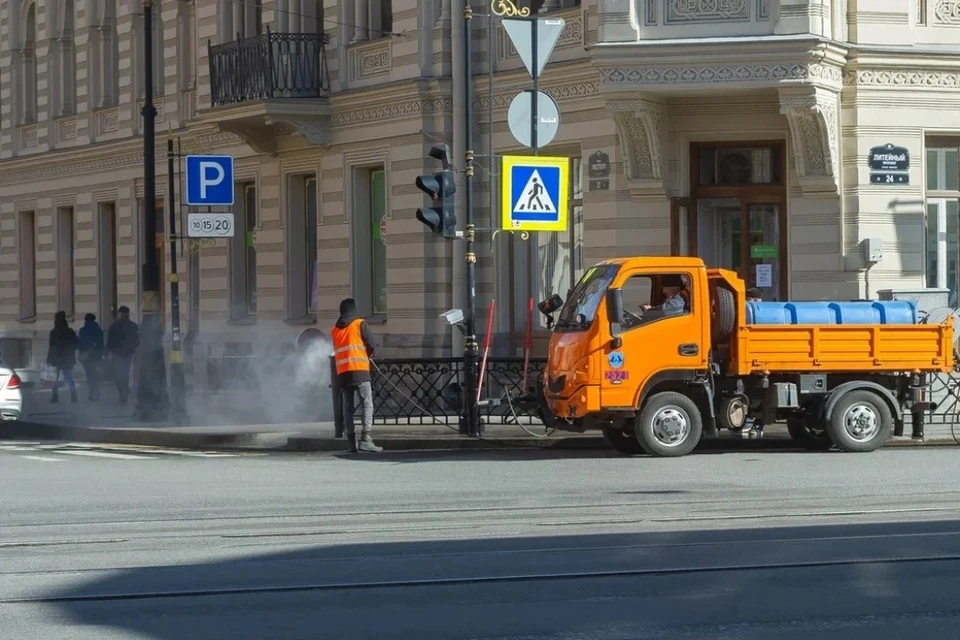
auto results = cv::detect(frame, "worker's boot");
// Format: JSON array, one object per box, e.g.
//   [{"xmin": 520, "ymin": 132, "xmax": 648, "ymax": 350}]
[
  {"xmin": 348, "ymin": 435, "xmax": 359, "ymax": 454},
  {"xmin": 358, "ymin": 434, "xmax": 382, "ymax": 453}
]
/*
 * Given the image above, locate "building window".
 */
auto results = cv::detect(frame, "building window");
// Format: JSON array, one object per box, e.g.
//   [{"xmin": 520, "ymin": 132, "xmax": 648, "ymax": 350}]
[
  {"xmin": 285, "ymin": 173, "xmax": 317, "ymax": 320},
  {"xmin": 220, "ymin": 0, "xmax": 262, "ymax": 40},
  {"xmin": 18, "ymin": 2, "xmax": 39, "ymax": 124},
  {"xmin": 350, "ymin": 0, "xmax": 392, "ymax": 42},
  {"xmin": 370, "ymin": 169, "xmax": 388, "ymax": 316},
  {"xmin": 533, "ymin": 157, "xmax": 583, "ymax": 329},
  {"xmin": 698, "ymin": 145, "xmax": 783, "ymax": 186},
  {"xmin": 306, "ymin": 177, "xmax": 319, "ymax": 313},
  {"xmin": 277, "ymin": 0, "xmax": 324, "ymax": 33},
  {"xmin": 97, "ymin": 202, "xmax": 119, "ymax": 324},
  {"xmin": 925, "ymin": 146, "xmax": 960, "ymax": 306},
  {"xmin": 138, "ymin": 6, "xmax": 165, "ymax": 97},
  {"xmin": 230, "ymin": 182, "xmax": 257, "ymax": 319},
  {"xmin": 177, "ymin": 0, "xmax": 197, "ymax": 91},
  {"xmin": 57, "ymin": 0, "xmax": 78, "ymax": 116},
  {"xmin": 18, "ymin": 211, "xmax": 37, "ymax": 320},
  {"xmin": 95, "ymin": 0, "xmax": 120, "ymax": 107},
  {"xmin": 57, "ymin": 207, "xmax": 76, "ymax": 317}
]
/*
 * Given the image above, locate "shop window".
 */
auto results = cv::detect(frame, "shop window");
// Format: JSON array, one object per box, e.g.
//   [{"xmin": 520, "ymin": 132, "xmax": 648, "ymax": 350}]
[
  {"xmin": 925, "ymin": 146, "xmax": 960, "ymax": 306},
  {"xmin": 56, "ymin": 207, "xmax": 75, "ymax": 317},
  {"xmin": 306, "ymin": 177, "xmax": 319, "ymax": 313},
  {"xmin": 18, "ymin": 211, "xmax": 37, "ymax": 320},
  {"xmin": 230, "ymin": 182, "xmax": 258, "ymax": 319},
  {"xmin": 285, "ymin": 173, "xmax": 317, "ymax": 320}
]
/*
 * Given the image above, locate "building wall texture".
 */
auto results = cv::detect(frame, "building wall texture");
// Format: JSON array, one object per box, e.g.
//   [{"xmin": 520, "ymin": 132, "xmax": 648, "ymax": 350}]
[{"xmin": 1, "ymin": 0, "xmax": 959, "ymax": 370}]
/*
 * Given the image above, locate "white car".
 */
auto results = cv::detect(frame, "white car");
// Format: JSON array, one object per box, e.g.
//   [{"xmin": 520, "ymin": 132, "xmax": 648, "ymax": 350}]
[{"xmin": 0, "ymin": 361, "xmax": 23, "ymax": 421}]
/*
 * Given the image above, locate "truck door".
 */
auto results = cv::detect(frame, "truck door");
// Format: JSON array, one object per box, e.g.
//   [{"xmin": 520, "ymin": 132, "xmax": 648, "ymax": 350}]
[{"xmin": 600, "ymin": 270, "xmax": 708, "ymax": 409}]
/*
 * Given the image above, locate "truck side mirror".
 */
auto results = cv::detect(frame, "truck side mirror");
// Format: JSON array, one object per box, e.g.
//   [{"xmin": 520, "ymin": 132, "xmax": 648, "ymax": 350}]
[{"xmin": 606, "ymin": 288, "xmax": 624, "ymax": 348}]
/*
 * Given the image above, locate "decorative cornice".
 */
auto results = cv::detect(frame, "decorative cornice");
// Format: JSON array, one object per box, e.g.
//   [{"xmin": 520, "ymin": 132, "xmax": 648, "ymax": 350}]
[
  {"xmin": 601, "ymin": 62, "xmax": 843, "ymax": 92},
  {"xmin": 0, "ymin": 146, "xmax": 168, "ymax": 184},
  {"xmin": 843, "ymin": 69, "xmax": 960, "ymax": 88},
  {"xmin": 329, "ymin": 96, "xmax": 453, "ymax": 127},
  {"xmin": 475, "ymin": 80, "xmax": 600, "ymax": 111},
  {"xmin": 214, "ymin": 120, "xmax": 279, "ymax": 156}
]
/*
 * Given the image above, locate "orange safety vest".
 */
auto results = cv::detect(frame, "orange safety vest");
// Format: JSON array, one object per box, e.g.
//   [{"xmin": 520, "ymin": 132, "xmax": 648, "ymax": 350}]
[{"xmin": 331, "ymin": 319, "xmax": 370, "ymax": 375}]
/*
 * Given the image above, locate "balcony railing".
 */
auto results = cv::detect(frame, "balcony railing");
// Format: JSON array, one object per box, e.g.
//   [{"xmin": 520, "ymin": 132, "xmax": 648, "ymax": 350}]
[{"xmin": 209, "ymin": 28, "xmax": 331, "ymax": 107}]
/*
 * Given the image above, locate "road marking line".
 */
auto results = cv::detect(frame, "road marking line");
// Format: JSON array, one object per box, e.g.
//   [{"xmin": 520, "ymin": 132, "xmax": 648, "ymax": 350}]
[
  {"xmin": 59, "ymin": 450, "xmax": 155, "ymax": 460},
  {"xmin": 20, "ymin": 455, "xmax": 65, "ymax": 462},
  {"xmin": 0, "ymin": 445, "xmax": 39, "ymax": 451}
]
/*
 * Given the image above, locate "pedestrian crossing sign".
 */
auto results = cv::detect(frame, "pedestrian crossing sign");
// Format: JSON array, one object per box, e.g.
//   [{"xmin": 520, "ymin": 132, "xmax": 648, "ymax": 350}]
[{"xmin": 501, "ymin": 155, "xmax": 569, "ymax": 232}]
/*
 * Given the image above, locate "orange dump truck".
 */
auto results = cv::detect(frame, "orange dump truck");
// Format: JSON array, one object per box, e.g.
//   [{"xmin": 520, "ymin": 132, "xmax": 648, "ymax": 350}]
[{"xmin": 538, "ymin": 257, "xmax": 954, "ymax": 457}]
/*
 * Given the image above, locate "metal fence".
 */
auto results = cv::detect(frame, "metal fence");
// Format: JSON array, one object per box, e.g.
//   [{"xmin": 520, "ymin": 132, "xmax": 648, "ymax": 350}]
[{"xmin": 340, "ymin": 357, "xmax": 548, "ymax": 426}]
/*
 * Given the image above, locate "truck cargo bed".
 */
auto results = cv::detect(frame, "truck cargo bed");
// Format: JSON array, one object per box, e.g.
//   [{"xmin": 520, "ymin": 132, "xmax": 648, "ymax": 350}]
[{"xmin": 735, "ymin": 323, "xmax": 954, "ymax": 374}]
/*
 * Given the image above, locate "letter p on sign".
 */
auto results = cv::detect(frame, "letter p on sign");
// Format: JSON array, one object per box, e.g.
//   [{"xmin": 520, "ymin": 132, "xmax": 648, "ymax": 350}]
[{"xmin": 185, "ymin": 155, "xmax": 235, "ymax": 206}]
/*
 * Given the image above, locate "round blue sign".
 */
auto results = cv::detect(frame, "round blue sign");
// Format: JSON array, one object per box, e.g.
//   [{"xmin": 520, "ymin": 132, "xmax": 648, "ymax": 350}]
[{"xmin": 607, "ymin": 351, "xmax": 624, "ymax": 369}]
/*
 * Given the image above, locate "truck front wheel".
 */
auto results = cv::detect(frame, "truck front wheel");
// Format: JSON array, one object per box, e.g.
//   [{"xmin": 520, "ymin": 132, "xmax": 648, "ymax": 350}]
[
  {"xmin": 826, "ymin": 390, "xmax": 893, "ymax": 453},
  {"xmin": 635, "ymin": 392, "xmax": 703, "ymax": 457}
]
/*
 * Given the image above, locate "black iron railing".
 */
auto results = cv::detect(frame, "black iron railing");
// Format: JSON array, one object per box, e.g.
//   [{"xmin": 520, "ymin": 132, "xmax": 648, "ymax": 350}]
[
  {"xmin": 209, "ymin": 29, "xmax": 331, "ymax": 107},
  {"xmin": 354, "ymin": 357, "xmax": 548, "ymax": 426}
]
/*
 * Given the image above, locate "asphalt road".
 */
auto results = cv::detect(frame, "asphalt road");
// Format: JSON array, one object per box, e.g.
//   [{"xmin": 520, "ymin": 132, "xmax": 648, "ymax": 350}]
[{"xmin": 2, "ymin": 441, "xmax": 960, "ymax": 639}]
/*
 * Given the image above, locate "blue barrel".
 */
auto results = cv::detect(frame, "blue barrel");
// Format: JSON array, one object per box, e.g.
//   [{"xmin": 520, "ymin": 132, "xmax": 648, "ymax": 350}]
[{"xmin": 745, "ymin": 300, "xmax": 919, "ymax": 325}]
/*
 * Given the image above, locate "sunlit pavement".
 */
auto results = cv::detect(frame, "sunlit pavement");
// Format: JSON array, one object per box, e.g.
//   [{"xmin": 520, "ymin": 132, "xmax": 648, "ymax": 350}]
[{"xmin": 2, "ymin": 445, "xmax": 959, "ymax": 639}]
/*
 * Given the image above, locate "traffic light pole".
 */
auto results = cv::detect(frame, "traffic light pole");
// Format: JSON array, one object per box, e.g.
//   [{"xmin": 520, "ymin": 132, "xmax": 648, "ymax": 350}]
[{"xmin": 462, "ymin": 2, "xmax": 481, "ymax": 437}]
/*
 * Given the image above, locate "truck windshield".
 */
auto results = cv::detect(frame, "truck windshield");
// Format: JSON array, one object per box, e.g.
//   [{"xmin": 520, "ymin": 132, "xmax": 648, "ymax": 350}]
[{"xmin": 555, "ymin": 265, "xmax": 620, "ymax": 331}]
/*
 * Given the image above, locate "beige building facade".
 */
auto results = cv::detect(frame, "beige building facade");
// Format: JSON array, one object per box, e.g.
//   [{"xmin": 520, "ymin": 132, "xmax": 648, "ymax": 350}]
[{"xmin": 1, "ymin": 0, "xmax": 960, "ymax": 370}]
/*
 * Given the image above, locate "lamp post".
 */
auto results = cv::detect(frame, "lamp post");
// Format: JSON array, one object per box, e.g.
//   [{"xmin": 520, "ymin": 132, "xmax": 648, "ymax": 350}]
[{"xmin": 136, "ymin": 0, "xmax": 168, "ymax": 421}]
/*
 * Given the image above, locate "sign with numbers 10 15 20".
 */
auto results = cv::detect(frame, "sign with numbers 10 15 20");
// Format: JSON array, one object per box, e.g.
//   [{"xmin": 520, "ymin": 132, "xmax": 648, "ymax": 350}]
[{"xmin": 187, "ymin": 213, "xmax": 235, "ymax": 238}]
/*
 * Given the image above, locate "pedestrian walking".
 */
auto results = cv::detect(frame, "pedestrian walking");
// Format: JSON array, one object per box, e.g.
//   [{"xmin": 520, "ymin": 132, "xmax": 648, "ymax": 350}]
[
  {"xmin": 47, "ymin": 311, "xmax": 79, "ymax": 404},
  {"xmin": 331, "ymin": 298, "xmax": 382, "ymax": 453},
  {"xmin": 106, "ymin": 306, "xmax": 140, "ymax": 406},
  {"xmin": 78, "ymin": 313, "xmax": 106, "ymax": 401}
]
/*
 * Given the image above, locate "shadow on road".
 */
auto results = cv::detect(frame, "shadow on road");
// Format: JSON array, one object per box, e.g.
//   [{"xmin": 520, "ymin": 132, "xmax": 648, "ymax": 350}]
[{"xmin": 27, "ymin": 519, "xmax": 960, "ymax": 640}]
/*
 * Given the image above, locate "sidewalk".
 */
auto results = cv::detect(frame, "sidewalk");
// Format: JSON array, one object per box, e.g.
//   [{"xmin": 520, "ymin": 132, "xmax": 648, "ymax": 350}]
[
  {"xmin": 5, "ymin": 383, "xmax": 956, "ymax": 453},
  {"xmin": 4, "ymin": 384, "xmax": 605, "ymax": 452}
]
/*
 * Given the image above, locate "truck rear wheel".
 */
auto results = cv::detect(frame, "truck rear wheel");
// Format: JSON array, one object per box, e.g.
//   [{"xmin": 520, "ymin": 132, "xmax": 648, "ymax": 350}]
[
  {"xmin": 826, "ymin": 390, "xmax": 893, "ymax": 453},
  {"xmin": 602, "ymin": 426, "xmax": 644, "ymax": 455},
  {"xmin": 635, "ymin": 391, "xmax": 703, "ymax": 457}
]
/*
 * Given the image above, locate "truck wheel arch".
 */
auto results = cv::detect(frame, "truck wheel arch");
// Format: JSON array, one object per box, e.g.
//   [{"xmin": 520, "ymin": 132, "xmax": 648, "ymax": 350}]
[
  {"xmin": 635, "ymin": 370, "xmax": 717, "ymax": 437},
  {"xmin": 822, "ymin": 381, "xmax": 903, "ymax": 430}
]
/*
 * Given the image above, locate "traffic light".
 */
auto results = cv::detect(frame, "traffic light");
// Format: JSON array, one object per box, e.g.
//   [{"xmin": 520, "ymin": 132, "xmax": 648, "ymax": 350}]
[{"xmin": 415, "ymin": 143, "xmax": 457, "ymax": 238}]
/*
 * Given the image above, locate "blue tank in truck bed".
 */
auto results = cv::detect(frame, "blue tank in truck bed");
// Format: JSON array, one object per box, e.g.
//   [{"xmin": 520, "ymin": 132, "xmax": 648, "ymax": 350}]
[{"xmin": 744, "ymin": 300, "xmax": 919, "ymax": 326}]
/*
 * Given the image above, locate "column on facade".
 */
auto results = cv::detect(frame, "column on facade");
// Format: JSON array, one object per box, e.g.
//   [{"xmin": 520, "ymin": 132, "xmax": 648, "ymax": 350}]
[{"xmin": 351, "ymin": 0, "xmax": 369, "ymax": 42}]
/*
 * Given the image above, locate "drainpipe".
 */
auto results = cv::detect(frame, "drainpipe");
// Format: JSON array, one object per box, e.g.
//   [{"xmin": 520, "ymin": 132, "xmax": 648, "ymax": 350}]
[{"xmin": 450, "ymin": 0, "xmax": 466, "ymax": 357}]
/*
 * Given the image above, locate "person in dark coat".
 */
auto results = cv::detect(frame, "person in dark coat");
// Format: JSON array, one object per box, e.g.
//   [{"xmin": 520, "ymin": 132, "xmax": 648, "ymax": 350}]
[
  {"xmin": 78, "ymin": 313, "xmax": 106, "ymax": 401},
  {"xmin": 47, "ymin": 311, "xmax": 79, "ymax": 404},
  {"xmin": 106, "ymin": 306, "xmax": 140, "ymax": 406}
]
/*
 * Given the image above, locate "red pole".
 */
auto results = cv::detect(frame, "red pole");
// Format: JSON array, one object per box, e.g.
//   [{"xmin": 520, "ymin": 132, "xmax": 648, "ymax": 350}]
[
  {"xmin": 476, "ymin": 299, "xmax": 496, "ymax": 405},
  {"xmin": 521, "ymin": 297, "xmax": 534, "ymax": 394}
]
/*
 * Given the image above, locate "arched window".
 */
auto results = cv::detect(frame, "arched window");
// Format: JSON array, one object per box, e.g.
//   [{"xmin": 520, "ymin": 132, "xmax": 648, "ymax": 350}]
[
  {"xmin": 138, "ymin": 1, "xmax": 165, "ymax": 97},
  {"xmin": 177, "ymin": 0, "xmax": 197, "ymax": 90},
  {"xmin": 58, "ymin": 0, "xmax": 79, "ymax": 115},
  {"xmin": 96, "ymin": 0, "xmax": 120, "ymax": 107},
  {"xmin": 19, "ymin": 1, "xmax": 39, "ymax": 124}
]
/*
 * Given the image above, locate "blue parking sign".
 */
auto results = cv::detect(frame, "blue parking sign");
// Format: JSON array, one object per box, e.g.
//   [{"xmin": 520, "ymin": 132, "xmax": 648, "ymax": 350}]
[{"xmin": 185, "ymin": 155, "xmax": 235, "ymax": 206}]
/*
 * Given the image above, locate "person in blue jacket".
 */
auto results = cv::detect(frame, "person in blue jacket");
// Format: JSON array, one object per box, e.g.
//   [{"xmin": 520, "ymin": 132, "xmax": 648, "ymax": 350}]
[{"xmin": 78, "ymin": 313, "xmax": 106, "ymax": 401}]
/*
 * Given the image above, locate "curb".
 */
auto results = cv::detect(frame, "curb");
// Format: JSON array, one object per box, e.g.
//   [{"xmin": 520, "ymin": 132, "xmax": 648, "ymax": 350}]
[
  {"xmin": 3, "ymin": 421, "xmax": 958, "ymax": 453},
  {"xmin": 1, "ymin": 421, "xmax": 294, "ymax": 450}
]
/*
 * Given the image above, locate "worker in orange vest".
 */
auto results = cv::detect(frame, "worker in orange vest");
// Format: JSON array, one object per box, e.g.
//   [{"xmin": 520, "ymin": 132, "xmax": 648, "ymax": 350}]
[{"xmin": 331, "ymin": 298, "xmax": 382, "ymax": 453}]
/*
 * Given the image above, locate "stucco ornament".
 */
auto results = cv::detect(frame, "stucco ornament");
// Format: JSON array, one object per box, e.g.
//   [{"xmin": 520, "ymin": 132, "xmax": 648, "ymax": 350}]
[
  {"xmin": 779, "ymin": 88, "xmax": 840, "ymax": 197},
  {"xmin": 934, "ymin": 0, "xmax": 960, "ymax": 24},
  {"xmin": 667, "ymin": 0, "xmax": 749, "ymax": 22},
  {"xmin": 607, "ymin": 99, "xmax": 666, "ymax": 198}
]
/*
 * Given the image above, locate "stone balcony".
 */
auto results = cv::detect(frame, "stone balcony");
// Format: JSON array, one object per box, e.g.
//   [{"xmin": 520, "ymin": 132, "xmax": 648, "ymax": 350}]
[{"xmin": 200, "ymin": 28, "xmax": 333, "ymax": 154}]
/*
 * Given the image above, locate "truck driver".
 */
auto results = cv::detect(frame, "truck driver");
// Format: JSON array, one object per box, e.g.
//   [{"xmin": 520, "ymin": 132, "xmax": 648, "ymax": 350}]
[{"xmin": 641, "ymin": 274, "xmax": 690, "ymax": 318}]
